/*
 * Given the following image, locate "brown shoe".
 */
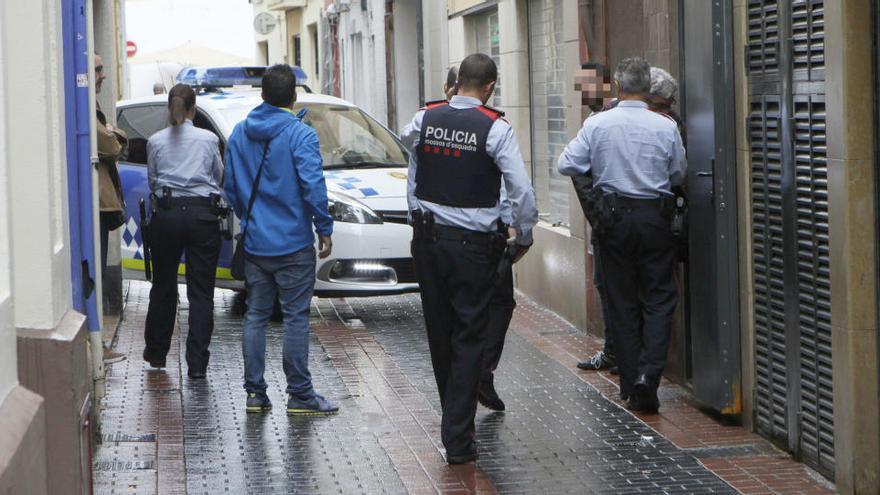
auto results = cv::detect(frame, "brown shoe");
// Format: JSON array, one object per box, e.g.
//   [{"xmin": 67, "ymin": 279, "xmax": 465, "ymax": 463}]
[{"xmin": 103, "ymin": 347, "xmax": 126, "ymax": 364}]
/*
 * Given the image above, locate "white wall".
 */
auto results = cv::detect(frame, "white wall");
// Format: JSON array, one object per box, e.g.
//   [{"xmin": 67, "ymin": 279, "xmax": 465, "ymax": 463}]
[
  {"xmin": 422, "ymin": 0, "xmax": 449, "ymax": 102},
  {"xmin": 0, "ymin": 0, "xmax": 16, "ymax": 405},
  {"xmin": 3, "ymin": 0, "xmax": 73, "ymax": 331},
  {"xmin": 253, "ymin": 2, "xmax": 289, "ymax": 64},
  {"xmin": 392, "ymin": 0, "xmax": 421, "ymax": 130},
  {"xmin": 337, "ymin": 0, "xmax": 388, "ymax": 124},
  {"xmin": 301, "ymin": 2, "xmax": 322, "ymax": 84}
]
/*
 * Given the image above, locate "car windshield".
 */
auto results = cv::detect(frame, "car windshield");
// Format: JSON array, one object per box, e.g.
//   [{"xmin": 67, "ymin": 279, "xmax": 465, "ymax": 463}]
[{"xmin": 220, "ymin": 103, "xmax": 408, "ymax": 169}]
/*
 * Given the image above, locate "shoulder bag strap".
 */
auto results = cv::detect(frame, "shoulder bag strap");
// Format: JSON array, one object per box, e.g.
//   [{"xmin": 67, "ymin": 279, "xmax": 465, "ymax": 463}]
[{"xmin": 240, "ymin": 142, "xmax": 270, "ymax": 245}]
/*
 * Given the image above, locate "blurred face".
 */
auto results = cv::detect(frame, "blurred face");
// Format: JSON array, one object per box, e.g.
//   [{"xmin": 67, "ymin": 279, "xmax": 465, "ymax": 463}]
[
  {"xmin": 95, "ymin": 54, "xmax": 106, "ymax": 94},
  {"xmin": 646, "ymin": 93, "xmax": 674, "ymax": 114},
  {"xmin": 574, "ymin": 68, "xmax": 611, "ymax": 111}
]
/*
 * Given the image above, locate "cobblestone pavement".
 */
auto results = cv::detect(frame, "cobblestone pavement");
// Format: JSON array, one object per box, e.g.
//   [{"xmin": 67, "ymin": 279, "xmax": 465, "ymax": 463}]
[{"xmin": 94, "ymin": 281, "xmax": 834, "ymax": 494}]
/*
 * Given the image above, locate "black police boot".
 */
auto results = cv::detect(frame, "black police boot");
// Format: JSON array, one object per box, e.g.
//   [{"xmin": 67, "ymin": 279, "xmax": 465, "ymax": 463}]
[
  {"xmin": 143, "ymin": 349, "xmax": 166, "ymax": 369},
  {"xmin": 188, "ymin": 369, "xmax": 207, "ymax": 379},
  {"xmin": 446, "ymin": 447, "xmax": 478, "ymax": 465},
  {"xmin": 478, "ymin": 375, "xmax": 506, "ymax": 412},
  {"xmin": 628, "ymin": 374, "xmax": 659, "ymax": 414}
]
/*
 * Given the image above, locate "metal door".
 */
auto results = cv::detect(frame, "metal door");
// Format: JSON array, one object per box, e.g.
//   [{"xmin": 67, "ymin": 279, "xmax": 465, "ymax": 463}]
[{"xmin": 681, "ymin": 0, "xmax": 741, "ymax": 414}]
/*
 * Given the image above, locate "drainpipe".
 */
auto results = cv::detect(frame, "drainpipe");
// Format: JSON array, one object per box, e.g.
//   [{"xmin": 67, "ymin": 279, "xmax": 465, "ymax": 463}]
[
  {"xmin": 63, "ymin": 0, "xmax": 105, "ymax": 423},
  {"xmin": 86, "ymin": 0, "xmax": 107, "ymax": 401}
]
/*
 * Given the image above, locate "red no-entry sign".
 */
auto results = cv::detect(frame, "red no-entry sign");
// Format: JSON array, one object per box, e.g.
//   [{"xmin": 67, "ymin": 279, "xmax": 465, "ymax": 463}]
[{"xmin": 126, "ymin": 41, "xmax": 137, "ymax": 58}]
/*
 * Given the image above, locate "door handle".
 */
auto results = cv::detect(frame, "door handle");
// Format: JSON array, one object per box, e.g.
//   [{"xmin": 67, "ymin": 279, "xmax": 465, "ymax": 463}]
[{"xmin": 697, "ymin": 171, "xmax": 713, "ymax": 177}]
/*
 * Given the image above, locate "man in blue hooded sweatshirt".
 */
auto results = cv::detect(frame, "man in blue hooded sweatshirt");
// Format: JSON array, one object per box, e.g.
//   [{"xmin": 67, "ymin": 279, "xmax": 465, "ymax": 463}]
[{"xmin": 224, "ymin": 64, "xmax": 337, "ymax": 415}]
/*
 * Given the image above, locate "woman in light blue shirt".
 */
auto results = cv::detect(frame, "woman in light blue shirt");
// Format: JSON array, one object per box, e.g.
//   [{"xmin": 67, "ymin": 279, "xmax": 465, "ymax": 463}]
[{"xmin": 143, "ymin": 83, "xmax": 224, "ymax": 380}]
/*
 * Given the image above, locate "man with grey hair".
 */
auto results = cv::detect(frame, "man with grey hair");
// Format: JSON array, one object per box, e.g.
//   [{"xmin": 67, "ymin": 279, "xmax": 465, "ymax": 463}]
[
  {"xmin": 647, "ymin": 67, "xmax": 686, "ymax": 147},
  {"xmin": 558, "ymin": 57, "xmax": 686, "ymax": 413}
]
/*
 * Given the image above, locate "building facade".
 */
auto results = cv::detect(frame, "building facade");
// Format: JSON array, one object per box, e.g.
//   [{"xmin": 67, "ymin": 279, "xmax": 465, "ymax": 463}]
[
  {"xmin": 251, "ymin": 0, "xmax": 424, "ymax": 130},
  {"xmin": 0, "ymin": 0, "xmax": 125, "ymax": 492},
  {"xmin": 420, "ymin": 1, "xmax": 880, "ymax": 492}
]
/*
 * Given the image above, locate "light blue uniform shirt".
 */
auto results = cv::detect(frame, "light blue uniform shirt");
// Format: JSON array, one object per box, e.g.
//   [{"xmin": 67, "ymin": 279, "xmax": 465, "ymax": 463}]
[
  {"xmin": 147, "ymin": 120, "xmax": 224, "ymax": 197},
  {"xmin": 557, "ymin": 100, "xmax": 687, "ymax": 198},
  {"xmin": 401, "ymin": 95, "xmax": 538, "ymax": 246}
]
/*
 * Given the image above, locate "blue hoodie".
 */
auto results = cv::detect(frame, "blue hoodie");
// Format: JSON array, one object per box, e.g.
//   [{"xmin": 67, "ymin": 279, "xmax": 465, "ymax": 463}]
[{"xmin": 224, "ymin": 102, "xmax": 333, "ymax": 257}]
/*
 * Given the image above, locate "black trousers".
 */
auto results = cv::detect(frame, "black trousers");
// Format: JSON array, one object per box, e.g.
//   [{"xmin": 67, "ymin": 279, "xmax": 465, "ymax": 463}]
[
  {"xmin": 144, "ymin": 204, "xmax": 221, "ymax": 372},
  {"xmin": 596, "ymin": 204, "xmax": 677, "ymax": 399},
  {"xmin": 483, "ymin": 262, "xmax": 515, "ymax": 383},
  {"xmin": 592, "ymin": 245, "xmax": 616, "ymax": 359},
  {"xmin": 412, "ymin": 228, "xmax": 500, "ymax": 457}
]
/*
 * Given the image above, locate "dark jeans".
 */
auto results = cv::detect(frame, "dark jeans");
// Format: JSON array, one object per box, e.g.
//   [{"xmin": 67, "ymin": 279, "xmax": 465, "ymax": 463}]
[
  {"xmin": 242, "ymin": 247, "xmax": 317, "ymax": 398},
  {"xmin": 412, "ymin": 230, "xmax": 499, "ymax": 457},
  {"xmin": 483, "ymin": 262, "xmax": 515, "ymax": 382},
  {"xmin": 597, "ymin": 204, "xmax": 677, "ymax": 399},
  {"xmin": 144, "ymin": 205, "xmax": 221, "ymax": 373}
]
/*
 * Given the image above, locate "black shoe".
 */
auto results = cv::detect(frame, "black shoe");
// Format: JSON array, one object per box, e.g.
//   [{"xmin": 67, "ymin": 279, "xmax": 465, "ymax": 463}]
[
  {"xmin": 245, "ymin": 392, "xmax": 272, "ymax": 413},
  {"xmin": 187, "ymin": 370, "xmax": 206, "ymax": 379},
  {"xmin": 630, "ymin": 375, "xmax": 660, "ymax": 413},
  {"xmin": 143, "ymin": 349, "xmax": 166, "ymax": 369},
  {"xmin": 609, "ymin": 366, "xmax": 620, "ymax": 375},
  {"xmin": 478, "ymin": 377, "xmax": 505, "ymax": 412},
  {"xmin": 576, "ymin": 351, "xmax": 616, "ymax": 371},
  {"xmin": 446, "ymin": 451, "xmax": 477, "ymax": 465}
]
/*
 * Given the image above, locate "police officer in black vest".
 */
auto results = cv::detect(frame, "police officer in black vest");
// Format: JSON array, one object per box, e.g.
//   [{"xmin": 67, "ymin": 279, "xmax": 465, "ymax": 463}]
[{"xmin": 404, "ymin": 53, "xmax": 538, "ymax": 464}]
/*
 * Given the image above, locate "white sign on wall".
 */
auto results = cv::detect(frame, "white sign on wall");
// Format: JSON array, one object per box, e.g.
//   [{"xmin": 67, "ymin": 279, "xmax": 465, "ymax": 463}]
[{"xmin": 254, "ymin": 12, "xmax": 277, "ymax": 35}]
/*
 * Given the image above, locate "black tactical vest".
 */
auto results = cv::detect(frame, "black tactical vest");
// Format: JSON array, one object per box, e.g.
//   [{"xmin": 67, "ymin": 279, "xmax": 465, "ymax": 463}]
[{"xmin": 415, "ymin": 102, "xmax": 502, "ymax": 208}]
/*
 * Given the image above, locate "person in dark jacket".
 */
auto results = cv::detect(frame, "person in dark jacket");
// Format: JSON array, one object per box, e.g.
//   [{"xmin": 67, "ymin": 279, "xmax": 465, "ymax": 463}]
[
  {"xmin": 571, "ymin": 62, "xmax": 618, "ymax": 373},
  {"xmin": 224, "ymin": 65, "xmax": 337, "ymax": 416}
]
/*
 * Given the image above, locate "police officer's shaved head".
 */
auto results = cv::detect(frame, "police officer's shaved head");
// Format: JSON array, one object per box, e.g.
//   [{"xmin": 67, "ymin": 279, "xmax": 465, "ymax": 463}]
[
  {"xmin": 614, "ymin": 57, "xmax": 651, "ymax": 96},
  {"xmin": 262, "ymin": 64, "xmax": 297, "ymax": 108},
  {"xmin": 457, "ymin": 53, "xmax": 497, "ymax": 91}
]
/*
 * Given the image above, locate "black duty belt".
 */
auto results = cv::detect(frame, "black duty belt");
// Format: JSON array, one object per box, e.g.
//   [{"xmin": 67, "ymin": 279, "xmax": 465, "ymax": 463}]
[
  {"xmin": 432, "ymin": 224, "xmax": 495, "ymax": 246},
  {"xmin": 615, "ymin": 196, "xmax": 667, "ymax": 208},
  {"xmin": 165, "ymin": 196, "xmax": 214, "ymax": 208}
]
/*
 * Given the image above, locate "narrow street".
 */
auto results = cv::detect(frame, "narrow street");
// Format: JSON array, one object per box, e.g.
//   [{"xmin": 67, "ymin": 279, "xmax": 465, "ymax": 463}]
[{"xmin": 91, "ymin": 282, "xmax": 833, "ymax": 494}]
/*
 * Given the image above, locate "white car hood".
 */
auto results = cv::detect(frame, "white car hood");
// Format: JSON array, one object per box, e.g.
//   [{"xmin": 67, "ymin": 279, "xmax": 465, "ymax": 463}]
[{"xmin": 324, "ymin": 167, "xmax": 409, "ymax": 212}]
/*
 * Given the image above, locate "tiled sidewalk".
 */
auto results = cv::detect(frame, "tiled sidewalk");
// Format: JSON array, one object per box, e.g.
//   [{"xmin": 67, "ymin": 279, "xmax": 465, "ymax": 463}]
[{"xmin": 93, "ymin": 281, "xmax": 833, "ymax": 494}]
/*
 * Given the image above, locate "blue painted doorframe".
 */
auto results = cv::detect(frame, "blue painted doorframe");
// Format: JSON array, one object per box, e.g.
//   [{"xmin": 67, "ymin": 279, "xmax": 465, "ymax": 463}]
[{"xmin": 62, "ymin": 0, "xmax": 100, "ymax": 331}]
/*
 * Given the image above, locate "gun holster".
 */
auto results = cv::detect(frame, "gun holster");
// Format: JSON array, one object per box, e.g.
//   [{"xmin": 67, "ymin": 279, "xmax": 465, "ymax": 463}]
[
  {"xmin": 585, "ymin": 190, "xmax": 619, "ymax": 242},
  {"xmin": 139, "ymin": 198, "xmax": 153, "ymax": 281}
]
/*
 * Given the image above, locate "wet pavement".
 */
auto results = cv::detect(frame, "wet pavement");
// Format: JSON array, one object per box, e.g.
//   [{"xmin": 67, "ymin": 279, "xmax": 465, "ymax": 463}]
[{"xmin": 94, "ymin": 281, "xmax": 834, "ymax": 494}]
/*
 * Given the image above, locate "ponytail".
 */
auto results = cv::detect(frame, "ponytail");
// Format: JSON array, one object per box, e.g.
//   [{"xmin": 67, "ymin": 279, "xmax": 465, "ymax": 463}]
[
  {"xmin": 167, "ymin": 83, "xmax": 196, "ymax": 126},
  {"xmin": 169, "ymin": 96, "xmax": 186, "ymax": 126}
]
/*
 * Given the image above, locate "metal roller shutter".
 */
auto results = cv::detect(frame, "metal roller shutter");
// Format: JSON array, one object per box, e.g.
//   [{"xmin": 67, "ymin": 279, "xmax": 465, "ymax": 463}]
[
  {"xmin": 747, "ymin": 0, "xmax": 833, "ymax": 478},
  {"xmin": 749, "ymin": 95, "xmax": 790, "ymax": 442},
  {"xmin": 793, "ymin": 93, "xmax": 833, "ymax": 476}
]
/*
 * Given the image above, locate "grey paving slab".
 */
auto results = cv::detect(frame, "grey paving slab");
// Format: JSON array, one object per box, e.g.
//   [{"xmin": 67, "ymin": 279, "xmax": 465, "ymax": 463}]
[{"xmin": 340, "ymin": 294, "xmax": 737, "ymax": 495}]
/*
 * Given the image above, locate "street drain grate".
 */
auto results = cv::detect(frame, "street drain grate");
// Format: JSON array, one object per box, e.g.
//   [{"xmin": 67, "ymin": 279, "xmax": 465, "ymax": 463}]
[
  {"xmin": 102, "ymin": 433, "xmax": 156, "ymax": 443},
  {"xmin": 684, "ymin": 443, "xmax": 780, "ymax": 459},
  {"xmin": 92, "ymin": 460, "xmax": 156, "ymax": 471}
]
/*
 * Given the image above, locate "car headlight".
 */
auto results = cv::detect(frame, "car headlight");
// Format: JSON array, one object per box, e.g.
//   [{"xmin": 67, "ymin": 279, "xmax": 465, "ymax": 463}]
[{"xmin": 327, "ymin": 191, "xmax": 383, "ymax": 224}]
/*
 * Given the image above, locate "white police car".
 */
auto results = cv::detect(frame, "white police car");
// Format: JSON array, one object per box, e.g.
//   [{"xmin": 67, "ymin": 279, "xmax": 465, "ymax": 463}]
[{"xmin": 117, "ymin": 66, "xmax": 417, "ymax": 295}]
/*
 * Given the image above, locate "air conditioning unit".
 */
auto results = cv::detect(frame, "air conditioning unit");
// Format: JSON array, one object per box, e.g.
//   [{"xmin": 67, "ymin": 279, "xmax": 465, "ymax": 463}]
[{"xmin": 337, "ymin": 0, "xmax": 351, "ymax": 13}]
